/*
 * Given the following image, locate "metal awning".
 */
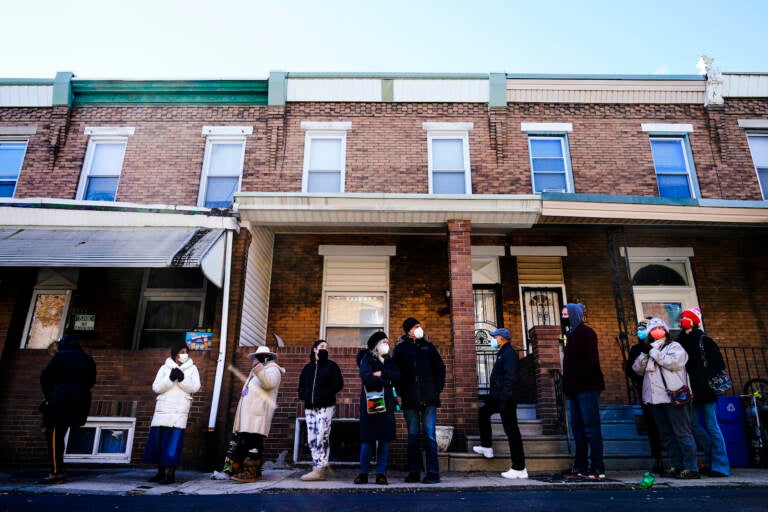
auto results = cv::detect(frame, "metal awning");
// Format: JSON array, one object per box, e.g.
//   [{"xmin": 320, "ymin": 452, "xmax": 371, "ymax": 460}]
[{"xmin": 0, "ymin": 228, "xmax": 227, "ymax": 287}]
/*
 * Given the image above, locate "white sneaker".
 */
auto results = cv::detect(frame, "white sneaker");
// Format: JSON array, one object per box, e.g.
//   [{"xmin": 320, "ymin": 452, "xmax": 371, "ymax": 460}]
[
  {"xmin": 472, "ymin": 445, "xmax": 494, "ymax": 458},
  {"xmin": 501, "ymin": 467, "xmax": 528, "ymax": 479}
]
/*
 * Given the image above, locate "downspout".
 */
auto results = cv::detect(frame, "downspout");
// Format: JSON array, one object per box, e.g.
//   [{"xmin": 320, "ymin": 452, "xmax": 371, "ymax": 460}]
[{"xmin": 208, "ymin": 229, "xmax": 233, "ymax": 430}]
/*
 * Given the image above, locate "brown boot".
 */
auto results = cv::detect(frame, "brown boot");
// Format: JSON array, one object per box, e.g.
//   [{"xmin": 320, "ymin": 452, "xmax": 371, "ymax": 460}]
[
  {"xmin": 300, "ymin": 466, "xmax": 326, "ymax": 481},
  {"xmin": 232, "ymin": 457, "xmax": 261, "ymax": 483}
]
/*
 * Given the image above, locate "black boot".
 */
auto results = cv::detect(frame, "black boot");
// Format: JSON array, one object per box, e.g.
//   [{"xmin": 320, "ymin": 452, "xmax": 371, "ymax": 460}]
[{"xmin": 149, "ymin": 465, "xmax": 166, "ymax": 483}]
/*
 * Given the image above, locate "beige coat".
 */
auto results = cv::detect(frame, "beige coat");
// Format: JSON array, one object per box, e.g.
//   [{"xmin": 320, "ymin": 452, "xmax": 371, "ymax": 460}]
[
  {"xmin": 631, "ymin": 339, "xmax": 690, "ymax": 405},
  {"xmin": 232, "ymin": 360, "xmax": 285, "ymax": 436}
]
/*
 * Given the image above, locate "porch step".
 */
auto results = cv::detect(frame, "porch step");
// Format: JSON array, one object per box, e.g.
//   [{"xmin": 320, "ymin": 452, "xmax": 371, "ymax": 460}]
[
  {"xmin": 466, "ymin": 434, "xmax": 568, "ymax": 455},
  {"xmin": 491, "ymin": 419, "xmax": 543, "ymax": 437},
  {"xmin": 439, "ymin": 452, "xmax": 657, "ymax": 473}
]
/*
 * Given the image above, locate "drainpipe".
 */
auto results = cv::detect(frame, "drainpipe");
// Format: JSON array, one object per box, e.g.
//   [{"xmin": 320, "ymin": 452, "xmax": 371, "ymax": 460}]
[{"xmin": 208, "ymin": 229, "xmax": 233, "ymax": 430}]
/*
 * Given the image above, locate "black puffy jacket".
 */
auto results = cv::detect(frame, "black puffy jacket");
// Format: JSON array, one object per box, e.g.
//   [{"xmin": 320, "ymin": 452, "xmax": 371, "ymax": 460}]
[
  {"xmin": 677, "ymin": 328, "xmax": 725, "ymax": 404},
  {"xmin": 298, "ymin": 358, "xmax": 344, "ymax": 410},
  {"xmin": 489, "ymin": 343, "xmax": 523, "ymax": 402},
  {"xmin": 392, "ymin": 334, "xmax": 446, "ymax": 409}
]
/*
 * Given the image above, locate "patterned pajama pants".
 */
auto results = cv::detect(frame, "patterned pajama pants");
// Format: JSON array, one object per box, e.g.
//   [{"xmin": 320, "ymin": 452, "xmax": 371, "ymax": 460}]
[{"xmin": 306, "ymin": 406, "xmax": 335, "ymax": 468}]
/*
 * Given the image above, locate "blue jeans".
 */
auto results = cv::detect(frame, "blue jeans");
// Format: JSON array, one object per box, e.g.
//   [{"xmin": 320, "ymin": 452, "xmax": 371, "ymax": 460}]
[
  {"xmin": 692, "ymin": 401, "xmax": 731, "ymax": 475},
  {"xmin": 403, "ymin": 406, "xmax": 439, "ymax": 475},
  {"xmin": 359, "ymin": 441, "xmax": 390, "ymax": 474},
  {"xmin": 568, "ymin": 390, "xmax": 605, "ymax": 474},
  {"xmin": 651, "ymin": 403, "xmax": 698, "ymax": 472}
]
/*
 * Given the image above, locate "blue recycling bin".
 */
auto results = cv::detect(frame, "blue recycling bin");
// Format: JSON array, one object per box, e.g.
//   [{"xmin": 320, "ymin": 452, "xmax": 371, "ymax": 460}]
[{"xmin": 715, "ymin": 396, "xmax": 750, "ymax": 468}]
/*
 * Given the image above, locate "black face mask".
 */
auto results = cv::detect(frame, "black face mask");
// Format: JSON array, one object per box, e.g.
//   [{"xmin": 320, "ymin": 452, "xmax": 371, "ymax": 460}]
[
  {"xmin": 256, "ymin": 354, "xmax": 271, "ymax": 364},
  {"xmin": 317, "ymin": 349, "xmax": 329, "ymax": 362}
]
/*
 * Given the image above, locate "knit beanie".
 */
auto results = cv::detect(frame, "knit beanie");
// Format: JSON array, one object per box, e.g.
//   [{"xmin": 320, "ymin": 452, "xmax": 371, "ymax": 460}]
[
  {"xmin": 681, "ymin": 307, "xmax": 702, "ymax": 327},
  {"xmin": 646, "ymin": 317, "xmax": 670, "ymax": 333},
  {"xmin": 170, "ymin": 342, "xmax": 188, "ymax": 360},
  {"xmin": 367, "ymin": 331, "xmax": 388, "ymax": 350},
  {"xmin": 402, "ymin": 317, "xmax": 420, "ymax": 333}
]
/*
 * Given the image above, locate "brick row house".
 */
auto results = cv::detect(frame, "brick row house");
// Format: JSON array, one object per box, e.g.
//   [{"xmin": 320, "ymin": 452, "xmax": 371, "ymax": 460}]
[{"xmin": 1, "ymin": 58, "xmax": 766, "ymax": 470}]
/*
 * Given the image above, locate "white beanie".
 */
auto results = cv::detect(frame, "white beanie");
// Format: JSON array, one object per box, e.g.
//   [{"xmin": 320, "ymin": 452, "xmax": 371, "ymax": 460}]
[{"xmin": 646, "ymin": 317, "xmax": 669, "ymax": 333}]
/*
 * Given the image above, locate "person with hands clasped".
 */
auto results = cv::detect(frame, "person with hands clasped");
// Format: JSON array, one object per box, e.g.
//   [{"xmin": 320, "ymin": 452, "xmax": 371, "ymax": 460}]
[
  {"xmin": 354, "ymin": 331, "xmax": 401, "ymax": 485},
  {"xmin": 632, "ymin": 317, "xmax": 700, "ymax": 479},
  {"xmin": 143, "ymin": 343, "xmax": 201, "ymax": 485}
]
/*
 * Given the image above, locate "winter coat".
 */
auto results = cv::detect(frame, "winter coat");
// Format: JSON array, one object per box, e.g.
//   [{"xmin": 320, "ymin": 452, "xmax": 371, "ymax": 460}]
[
  {"xmin": 298, "ymin": 358, "xmax": 344, "ymax": 410},
  {"xmin": 392, "ymin": 333, "xmax": 446, "ymax": 409},
  {"xmin": 632, "ymin": 339, "xmax": 690, "ymax": 405},
  {"xmin": 677, "ymin": 328, "xmax": 724, "ymax": 404},
  {"xmin": 358, "ymin": 350, "xmax": 401, "ymax": 442},
  {"xmin": 40, "ymin": 337, "xmax": 97, "ymax": 428},
  {"xmin": 489, "ymin": 343, "xmax": 523, "ymax": 402},
  {"xmin": 562, "ymin": 322, "xmax": 605, "ymax": 397},
  {"xmin": 233, "ymin": 360, "xmax": 285, "ymax": 436},
  {"xmin": 150, "ymin": 357, "xmax": 201, "ymax": 429}
]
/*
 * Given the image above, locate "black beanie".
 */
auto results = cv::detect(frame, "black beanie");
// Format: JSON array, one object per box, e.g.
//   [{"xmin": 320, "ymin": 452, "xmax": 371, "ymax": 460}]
[
  {"xmin": 402, "ymin": 317, "xmax": 420, "ymax": 333},
  {"xmin": 170, "ymin": 342, "xmax": 187, "ymax": 359},
  {"xmin": 367, "ymin": 331, "xmax": 388, "ymax": 350}
]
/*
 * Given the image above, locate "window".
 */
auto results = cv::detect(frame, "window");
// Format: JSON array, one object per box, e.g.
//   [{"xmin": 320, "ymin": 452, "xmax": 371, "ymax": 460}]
[
  {"xmin": 528, "ymin": 136, "xmax": 571, "ymax": 193},
  {"xmin": 746, "ymin": 133, "xmax": 768, "ymax": 199},
  {"xmin": 0, "ymin": 139, "xmax": 28, "ymax": 198},
  {"xmin": 642, "ymin": 124, "xmax": 698, "ymax": 199},
  {"xmin": 199, "ymin": 126, "xmax": 252, "ymax": 208},
  {"xmin": 424, "ymin": 122, "xmax": 473, "ymax": 194},
  {"xmin": 21, "ymin": 268, "xmax": 78, "ymax": 349},
  {"xmin": 134, "ymin": 268, "xmax": 206, "ymax": 349},
  {"xmin": 65, "ymin": 417, "xmax": 136, "ymax": 463},
  {"xmin": 77, "ymin": 127, "xmax": 134, "ymax": 202},
  {"xmin": 319, "ymin": 245, "xmax": 395, "ymax": 347},
  {"xmin": 301, "ymin": 121, "xmax": 351, "ymax": 193}
]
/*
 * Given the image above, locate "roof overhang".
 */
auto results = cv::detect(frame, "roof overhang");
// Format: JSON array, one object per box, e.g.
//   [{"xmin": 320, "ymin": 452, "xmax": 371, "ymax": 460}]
[{"xmin": 234, "ymin": 193, "xmax": 542, "ymax": 232}]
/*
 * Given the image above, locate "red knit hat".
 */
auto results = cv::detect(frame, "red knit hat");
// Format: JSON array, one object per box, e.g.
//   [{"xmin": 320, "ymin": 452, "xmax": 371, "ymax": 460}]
[{"xmin": 681, "ymin": 307, "xmax": 702, "ymax": 326}]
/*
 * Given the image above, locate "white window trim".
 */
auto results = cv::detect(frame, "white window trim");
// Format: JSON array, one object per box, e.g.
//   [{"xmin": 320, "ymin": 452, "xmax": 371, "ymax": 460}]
[
  {"xmin": 471, "ymin": 246, "xmax": 505, "ymax": 257},
  {"xmin": 641, "ymin": 123, "xmax": 694, "ymax": 133},
  {"xmin": 508, "ymin": 246, "xmax": 568, "ymax": 257},
  {"xmin": 0, "ymin": 126, "xmax": 37, "ymax": 136},
  {"xmin": 648, "ymin": 134, "xmax": 700, "ymax": 199},
  {"xmin": 745, "ymin": 131, "xmax": 768, "ymax": 200},
  {"xmin": 619, "ymin": 247, "xmax": 694, "ymax": 258},
  {"xmin": 318, "ymin": 245, "xmax": 396, "ymax": 256},
  {"xmin": 527, "ymin": 134, "xmax": 574, "ymax": 193},
  {"xmin": 738, "ymin": 119, "xmax": 768, "ymax": 129},
  {"xmin": 301, "ymin": 121, "xmax": 352, "ymax": 131},
  {"xmin": 518, "ymin": 283, "xmax": 567, "ymax": 353},
  {"xmin": 424, "ymin": 125, "xmax": 473, "ymax": 195},
  {"xmin": 64, "ymin": 416, "xmax": 136, "ymax": 464},
  {"xmin": 521, "ymin": 122, "xmax": 573, "ymax": 133},
  {"xmin": 76, "ymin": 128, "xmax": 133, "ymax": 201},
  {"xmin": 20, "ymin": 288, "xmax": 73, "ymax": 349},
  {"xmin": 0, "ymin": 137, "xmax": 29, "ymax": 198},
  {"xmin": 197, "ymin": 131, "xmax": 248, "ymax": 208},
  {"xmin": 132, "ymin": 270, "xmax": 207, "ymax": 349},
  {"xmin": 302, "ymin": 131, "xmax": 348, "ymax": 193},
  {"xmin": 321, "ymin": 291, "xmax": 388, "ymax": 340}
]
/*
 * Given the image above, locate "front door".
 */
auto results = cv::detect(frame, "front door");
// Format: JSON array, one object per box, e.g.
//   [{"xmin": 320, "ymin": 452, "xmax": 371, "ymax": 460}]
[
  {"xmin": 473, "ymin": 285, "xmax": 502, "ymax": 395},
  {"xmin": 521, "ymin": 287, "xmax": 564, "ymax": 349}
]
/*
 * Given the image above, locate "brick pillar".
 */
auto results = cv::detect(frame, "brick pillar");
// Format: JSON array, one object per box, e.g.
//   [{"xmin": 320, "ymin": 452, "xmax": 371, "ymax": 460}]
[
  {"xmin": 529, "ymin": 325, "xmax": 563, "ymax": 435},
  {"xmin": 446, "ymin": 220, "xmax": 478, "ymax": 443}
]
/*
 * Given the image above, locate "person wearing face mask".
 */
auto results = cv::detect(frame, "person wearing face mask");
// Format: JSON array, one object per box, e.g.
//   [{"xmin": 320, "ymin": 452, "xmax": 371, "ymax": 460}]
[
  {"xmin": 676, "ymin": 307, "xmax": 731, "ymax": 477},
  {"xmin": 143, "ymin": 343, "xmax": 201, "ymax": 485},
  {"xmin": 632, "ymin": 317, "xmax": 700, "ymax": 479},
  {"xmin": 561, "ymin": 303, "xmax": 606, "ymax": 480},
  {"xmin": 354, "ymin": 331, "xmax": 401, "ymax": 485},
  {"xmin": 472, "ymin": 328, "xmax": 528, "ymax": 479},
  {"xmin": 392, "ymin": 317, "xmax": 446, "ymax": 484},
  {"xmin": 624, "ymin": 319, "xmax": 664, "ymax": 474},
  {"xmin": 298, "ymin": 339, "xmax": 344, "ymax": 481}
]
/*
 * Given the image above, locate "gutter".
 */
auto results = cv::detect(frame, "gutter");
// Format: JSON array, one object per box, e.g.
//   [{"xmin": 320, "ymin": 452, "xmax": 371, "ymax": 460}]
[{"xmin": 208, "ymin": 230, "xmax": 234, "ymax": 430}]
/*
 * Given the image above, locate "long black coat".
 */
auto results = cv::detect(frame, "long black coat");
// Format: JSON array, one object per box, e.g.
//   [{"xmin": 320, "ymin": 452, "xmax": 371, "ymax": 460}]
[
  {"xmin": 677, "ymin": 328, "xmax": 725, "ymax": 404},
  {"xmin": 40, "ymin": 336, "xmax": 97, "ymax": 428},
  {"xmin": 358, "ymin": 351, "xmax": 400, "ymax": 442},
  {"xmin": 392, "ymin": 334, "xmax": 446, "ymax": 409}
]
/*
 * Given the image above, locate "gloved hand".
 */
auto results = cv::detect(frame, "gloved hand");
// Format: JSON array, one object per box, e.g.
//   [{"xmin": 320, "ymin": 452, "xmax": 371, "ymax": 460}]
[
  {"xmin": 175, "ymin": 368, "xmax": 185, "ymax": 382},
  {"xmin": 169, "ymin": 368, "xmax": 183, "ymax": 381},
  {"xmin": 650, "ymin": 339, "xmax": 665, "ymax": 351},
  {"xmin": 641, "ymin": 343, "xmax": 652, "ymax": 354}
]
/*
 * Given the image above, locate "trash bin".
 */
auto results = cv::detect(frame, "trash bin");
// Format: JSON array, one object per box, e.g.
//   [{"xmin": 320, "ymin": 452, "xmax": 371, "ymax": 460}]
[{"xmin": 716, "ymin": 396, "xmax": 750, "ymax": 468}]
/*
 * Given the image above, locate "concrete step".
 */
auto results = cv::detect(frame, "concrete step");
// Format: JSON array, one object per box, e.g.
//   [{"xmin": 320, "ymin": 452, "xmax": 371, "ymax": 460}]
[
  {"xmin": 598, "ymin": 404, "xmax": 642, "ymax": 421},
  {"xmin": 466, "ymin": 434, "xmax": 568, "ymax": 455},
  {"xmin": 491, "ymin": 419, "xmax": 543, "ymax": 437},
  {"xmin": 601, "ymin": 420, "xmax": 643, "ymax": 438},
  {"xmin": 439, "ymin": 452, "xmax": 658, "ymax": 473}
]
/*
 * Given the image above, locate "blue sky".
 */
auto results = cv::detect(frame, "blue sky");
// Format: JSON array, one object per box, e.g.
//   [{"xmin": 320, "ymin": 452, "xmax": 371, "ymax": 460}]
[{"xmin": 2, "ymin": 0, "xmax": 767, "ymax": 79}]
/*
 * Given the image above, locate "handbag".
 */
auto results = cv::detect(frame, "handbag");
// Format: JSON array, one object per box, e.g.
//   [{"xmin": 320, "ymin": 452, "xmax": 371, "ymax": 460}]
[
  {"xmin": 659, "ymin": 363, "xmax": 694, "ymax": 407},
  {"xmin": 698, "ymin": 335, "xmax": 732, "ymax": 394},
  {"xmin": 364, "ymin": 385, "xmax": 386, "ymax": 415}
]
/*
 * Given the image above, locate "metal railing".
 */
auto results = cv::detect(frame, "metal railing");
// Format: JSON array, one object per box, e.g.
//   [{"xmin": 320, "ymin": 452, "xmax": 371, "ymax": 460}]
[
  {"xmin": 721, "ymin": 346, "xmax": 768, "ymax": 394},
  {"xmin": 475, "ymin": 348, "xmax": 529, "ymax": 395}
]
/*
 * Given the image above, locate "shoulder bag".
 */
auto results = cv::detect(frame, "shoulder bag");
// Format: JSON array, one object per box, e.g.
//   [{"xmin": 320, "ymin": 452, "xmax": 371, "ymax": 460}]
[
  {"xmin": 698, "ymin": 335, "xmax": 732, "ymax": 395},
  {"xmin": 364, "ymin": 385, "xmax": 386, "ymax": 414},
  {"xmin": 658, "ymin": 360, "xmax": 694, "ymax": 407}
]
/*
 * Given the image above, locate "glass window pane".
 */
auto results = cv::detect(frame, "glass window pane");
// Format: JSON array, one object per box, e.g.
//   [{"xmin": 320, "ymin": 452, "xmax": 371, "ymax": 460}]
[
  {"xmin": 747, "ymin": 135, "xmax": 768, "ymax": 166},
  {"xmin": 758, "ymin": 168, "xmax": 768, "ymax": 199},
  {"xmin": 650, "ymin": 139, "xmax": 686, "ymax": 173},
  {"xmin": 0, "ymin": 141, "xmax": 27, "ymax": 176},
  {"xmin": 65, "ymin": 427, "xmax": 96, "ymax": 455},
  {"xmin": 0, "ymin": 182, "xmax": 16, "ymax": 198},
  {"xmin": 26, "ymin": 293, "xmax": 67, "ymax": 349},
  {"xmin": 147, "ymin": 269, "xmax": 204, "ymax": 289},
  {"xmin": 325, "ymin": 327, "xmax": 379, "ymax": 348},
  {"xmin": 533, "ymin": 172, "xmax": 567, "ymax": 193},
  {"xmin": 90, "ymin": 143, "xmax": 126, "ymax": 175},
  {"xmin": 640, "ymin": 301, "xmax": 683, "ymax": 331},
  {"xmin": 84, "ymin": 177, "xmax": 119, "ymax": 201},
  {"xmin": 433, "ymin": 171, "xmax": 465, "ymax": 194},
  {"xmin": 530, "ymin": 139, "xmax": 563, "ymax": 158},
  {"xmin": 309, "ymin": 139, "xmax": 342, "ymax": 171},
  {"xmin": 307, "ymin": 171, "xmax": 341, "ymax": 193},
  {"xmin": 143, "ymin": 301, "xmax": 200, "ymax": 330},
  {"xmin": 657, "ymin": 174, "xmax": 691, "ymax": 198},
  {"xmin": 208, "ymin": 143, "xmax": 243, "ymax": 176},
  {"xmin": 98, "ymin": 429, "xmax": 128, "ymax": 454},
  {"xmin": 205, "ymin": 176, "xmax": 238, "ymax": 207},
  {"xmin": 532, "ymin": 158, "xmax": 565, "ymax": 172},
  {"xmin": 432, "ymin": 139, "xmax": 464, "ymax": 170},
  {"xmin": 326, "ymin": 295, "xmax": 384, "ymax": 326}
]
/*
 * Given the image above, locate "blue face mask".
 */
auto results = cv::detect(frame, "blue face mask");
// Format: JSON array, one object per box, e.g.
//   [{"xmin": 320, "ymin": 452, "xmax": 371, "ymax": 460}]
[
  {"xmin": 637, "ymin": 329, "xmax": 648, "ymax": 341},
  {"xmin": 490, "ymin": 337, "xmax": 499, "ymax": 349}
]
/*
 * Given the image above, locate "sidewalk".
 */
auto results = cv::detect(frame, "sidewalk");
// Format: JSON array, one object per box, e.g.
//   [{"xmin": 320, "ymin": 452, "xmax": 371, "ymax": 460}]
[{"xmin": 1, "ymin": 466, "xmax": 767, "ymax": 495}]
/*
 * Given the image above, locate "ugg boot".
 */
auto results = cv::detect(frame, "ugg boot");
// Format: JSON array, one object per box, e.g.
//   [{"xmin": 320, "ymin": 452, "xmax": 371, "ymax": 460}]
[
  {"xmin": 232, "ymin": 457, "xmax": 261, "ymax": 483},
  {"xmin": 300, "ymin": 466, "xmax": 326, "ymax": 481}
]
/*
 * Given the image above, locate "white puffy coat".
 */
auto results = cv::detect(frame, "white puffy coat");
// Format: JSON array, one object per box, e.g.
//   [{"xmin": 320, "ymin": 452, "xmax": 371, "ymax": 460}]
[
  {"xmin": 631, "ymin": 339, "xmax": 690, "ymax": 405},
  {"xmin": 232, "ymin": 360, "xmax": 285, "ymax": 436},
  {"xmin": 150, "ymin": 357, "xmax": 201, "ymax": 429}
]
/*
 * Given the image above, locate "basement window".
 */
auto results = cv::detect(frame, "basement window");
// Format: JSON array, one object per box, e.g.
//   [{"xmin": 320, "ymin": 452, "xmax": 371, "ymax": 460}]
[{"xmin": 64, "ymin": 417, "xmax": 136, "ymax": 464}]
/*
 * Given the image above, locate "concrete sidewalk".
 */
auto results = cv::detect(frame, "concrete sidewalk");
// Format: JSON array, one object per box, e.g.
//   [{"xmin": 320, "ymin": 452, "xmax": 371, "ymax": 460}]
[{"xmin": 1, "ymin": 467, "xmax": 767, "ymax": 495}]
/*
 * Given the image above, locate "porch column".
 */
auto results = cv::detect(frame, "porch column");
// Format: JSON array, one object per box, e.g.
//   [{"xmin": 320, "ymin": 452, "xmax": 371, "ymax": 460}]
[
  {"xmin": 529, "ymin": 325, "xmax": 563, "ymax": 435},
  {"xmin": 447, "ymin": 220, "xmax": 478, "ymax": 442}
]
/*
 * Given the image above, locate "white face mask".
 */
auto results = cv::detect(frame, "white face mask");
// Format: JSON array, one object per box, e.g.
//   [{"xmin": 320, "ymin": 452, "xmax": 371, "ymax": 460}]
[
  {"xmin": 177, "ymin": 353, "xmax": 189, "ymax": 364},
  {"xmin": 413, "ymin": 327, "xmax": 424, "ymax": 339},
  {"xmin": 376, "ymin": 342, "xmax": 390, "ymax": 355}
]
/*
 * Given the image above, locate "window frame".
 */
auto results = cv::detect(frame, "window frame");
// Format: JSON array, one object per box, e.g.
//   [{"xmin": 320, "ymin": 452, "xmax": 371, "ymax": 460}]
[
  {"xmin": 64, "ymin": 416, "xmax": 136, "ymax": 464},
  {"xmin": 321, "ymin": 291, "xmax": 388, "ymax": 346},
  {"xmin": 76, "ymin": 127, "xmax": 134, "ymax": 202},
  {"xmin": 526, "ymin": 134, "xmax": 574, "ymax": 193},
  {"xmin": 641, "ymin": 124, "xmax": 700, "ymax": 200},
  {"xmin": 20, "ymin": 288, "xmax": 73, "ymax": 349},
  {"xmin": 745, "ymin": 131, "xmax": 768, "ymax": 200},
  {"xmin": 0, "ymin": 137, "xmax": 29, "ymax": 198},
  {"xmin": 426, "ymin": 129, "xmax": 472, "ymax": 195},
  {"xmin": 198, "ymin": 126, "xmax": 251, "ymax": 208},
  {"xmin": 301, "ymin": 121, "xmax": 351, "ymax": 193}
]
